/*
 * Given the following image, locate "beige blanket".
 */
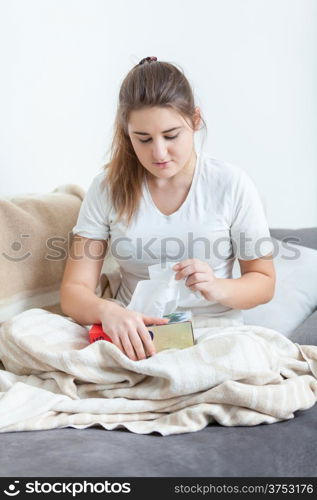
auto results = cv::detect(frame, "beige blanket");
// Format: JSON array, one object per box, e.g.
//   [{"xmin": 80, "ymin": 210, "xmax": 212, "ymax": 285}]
[{"xmin": 0, "ymin": 308, "xmax": 316, "ymax": 435}]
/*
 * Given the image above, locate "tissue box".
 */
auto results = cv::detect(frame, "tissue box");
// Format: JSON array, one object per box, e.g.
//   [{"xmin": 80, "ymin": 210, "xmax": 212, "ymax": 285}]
[
  {"xmin": 88, "ymin": 311, "xmax": 194, "ymax": 353},
  {"xmin": 146, "ymin": 310, "xmax": 194, "ymax": 352},
  {"xmin": 146, "ymin": 322, "xmax": 194, "ymax": 352}
]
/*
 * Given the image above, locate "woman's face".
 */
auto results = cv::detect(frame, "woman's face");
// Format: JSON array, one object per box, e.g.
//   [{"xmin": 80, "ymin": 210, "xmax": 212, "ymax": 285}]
[{"xmin": 127, "ymin": 106, "xmax": 200, "ymax": 181}]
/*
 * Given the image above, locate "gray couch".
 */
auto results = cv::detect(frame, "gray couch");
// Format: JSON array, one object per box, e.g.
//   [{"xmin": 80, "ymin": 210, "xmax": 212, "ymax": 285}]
[{"xmin": 1, "ymin": 228, "xmax": 316, "ymax": 478}]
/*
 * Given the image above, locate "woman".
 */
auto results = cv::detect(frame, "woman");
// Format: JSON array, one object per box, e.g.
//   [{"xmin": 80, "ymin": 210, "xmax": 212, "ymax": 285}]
[{"xmin": 60, "ymin": 56, "xmax": 275, "ymax": 361}]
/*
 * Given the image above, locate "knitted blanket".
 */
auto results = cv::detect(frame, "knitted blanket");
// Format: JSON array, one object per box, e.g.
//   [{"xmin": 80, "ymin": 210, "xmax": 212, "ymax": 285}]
[{"xmin": 0, "ymin": 308, "xmax": 316, "ymax": 435}]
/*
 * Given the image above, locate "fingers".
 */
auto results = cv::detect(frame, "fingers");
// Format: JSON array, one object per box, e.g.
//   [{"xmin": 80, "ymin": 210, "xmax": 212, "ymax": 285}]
[
  {"xmin": 110, "ymin": 335, "xmax": 125, "ymax": 356},
  {"xmin": 104, "ymin": 313, "xmax": 166, "ymax": 361},
  {"xmin": 137, "ymin": 325, "xmax": 156, "ymax": 358},
  {"xmin": 119, "ymin": 333, "xmax": 139, "ymax": 361},
  {"xmin": 143, "ymin": 315, "xmax": 169, "ymax": 325},
  {"xmin": 119, "ymin": 322, "xmax": 156, "ymax": 361},
  {"xmin": 185, "ymin": 272, "xmax": 210, "ymax": 287},
  {"xmin": 118, "ymin": 331, "xmax": 152, "ymax": 361},
  {"xmin": 116, "ymin": 323, "xmax": 154, "ymax": 361},
  {"xmin": 128, "ymin": 329, "xmax": 149, "ymax": 360},
  {"xmin": 174, "ymin": 260, "xmax": 210, "ymax": 280}
]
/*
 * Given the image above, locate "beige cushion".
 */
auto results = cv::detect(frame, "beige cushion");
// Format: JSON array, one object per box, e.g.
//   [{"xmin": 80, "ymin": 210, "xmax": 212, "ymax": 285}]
[{"xmin": 0, "ymin": 184, "xmax": 85, "ymax": 322}]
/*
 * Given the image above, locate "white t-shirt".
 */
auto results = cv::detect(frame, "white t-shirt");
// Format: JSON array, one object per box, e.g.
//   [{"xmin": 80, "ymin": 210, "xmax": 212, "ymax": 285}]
[{"xmin": 72, "ymin": 153, "xmax": 274, "ymax": 324}]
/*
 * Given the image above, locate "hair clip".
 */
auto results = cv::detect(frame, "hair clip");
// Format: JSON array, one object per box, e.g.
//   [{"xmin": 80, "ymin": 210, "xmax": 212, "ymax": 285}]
[{"xmin": 139, "ymin": 56, "xmax": 158, "ymax": 65}]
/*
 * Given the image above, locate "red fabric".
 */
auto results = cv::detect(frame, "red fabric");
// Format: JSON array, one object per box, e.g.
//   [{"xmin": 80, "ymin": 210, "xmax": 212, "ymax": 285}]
[{"xmin": 88, "ymin": 324, "xmax": 113, "ymax": 344}]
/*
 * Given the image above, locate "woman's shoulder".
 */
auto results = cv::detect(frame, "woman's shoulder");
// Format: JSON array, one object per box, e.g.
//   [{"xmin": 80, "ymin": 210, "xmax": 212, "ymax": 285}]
[
  {"xmin": 86, "ymin": 169, "xmax": 110, "ymax": 196},
  {"xmin": 199, "ymin": 154, "xmax": 250, "ymax": 189},
  {"xmin": 90, "ymin": 168, "xmax": 109, "ymax": 187},
  {"xmin": 81, "ymin": 168, "xmax": 112, "ymax": 213}
]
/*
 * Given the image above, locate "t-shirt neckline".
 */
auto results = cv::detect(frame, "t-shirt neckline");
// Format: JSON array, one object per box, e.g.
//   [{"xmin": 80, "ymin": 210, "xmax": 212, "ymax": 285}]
[{"xmin": 144, "ymin": 152, "xmax": 200, "ymax": 218}]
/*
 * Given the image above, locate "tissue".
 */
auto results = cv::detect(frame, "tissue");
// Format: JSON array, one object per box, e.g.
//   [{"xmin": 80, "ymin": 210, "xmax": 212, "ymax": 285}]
[{"xmin": 126, "ymin": 261, "xmax": 200, "ymax": 317}]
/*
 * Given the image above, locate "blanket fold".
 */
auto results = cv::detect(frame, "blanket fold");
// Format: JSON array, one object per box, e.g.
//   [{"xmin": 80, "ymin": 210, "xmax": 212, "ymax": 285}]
[{"xmin": 0, "ymin": 308, "xmax": 316, "ymax": 435}]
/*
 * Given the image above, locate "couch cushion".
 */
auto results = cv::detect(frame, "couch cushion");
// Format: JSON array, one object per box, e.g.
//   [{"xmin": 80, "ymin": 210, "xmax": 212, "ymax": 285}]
[
  {"xmin": 0, "ymin": 406, "xmax": 316, "ymax": 476},
  {"xmin": 0, "ymin": 185, "xmax": 84, "ymax": 323},
  {"xmin": 233, "ymin": 236, "xmax": 317, "ymax": 335},
  {"xmin": 270, "ymin": 227, "xmax": 317, "ymax": 251},
  {"xmin": 289, "ymin": 309, "xmax": 317, "ymax": 345}
]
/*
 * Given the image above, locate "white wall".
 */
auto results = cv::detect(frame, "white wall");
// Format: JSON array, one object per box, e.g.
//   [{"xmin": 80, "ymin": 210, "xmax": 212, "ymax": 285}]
[{"xmin": 0, "ymin": 0, "xmax": 316, "ymax": 228}]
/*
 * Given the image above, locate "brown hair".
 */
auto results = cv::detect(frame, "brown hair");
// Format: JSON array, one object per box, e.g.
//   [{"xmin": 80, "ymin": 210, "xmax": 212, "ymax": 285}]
[{"xmin": 102, "ymin": 59, "xmax": 206, "ymax": 226}]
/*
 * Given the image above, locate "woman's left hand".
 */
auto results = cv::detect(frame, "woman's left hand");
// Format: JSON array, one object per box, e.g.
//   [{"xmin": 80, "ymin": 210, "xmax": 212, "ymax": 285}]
[{"xmin": 173, "ymin": 258, "xmax": 224, "ymax": 303}]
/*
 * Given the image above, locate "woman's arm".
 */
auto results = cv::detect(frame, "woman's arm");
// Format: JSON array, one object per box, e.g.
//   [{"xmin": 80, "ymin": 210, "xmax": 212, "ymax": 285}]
[
  {"xmin": 173, "ymin": 255, "xmax": 275, "ymax": 310},
  {"xmin": 60, "ymin": 236, "xmax": 168, "ymax": 360},
  {"xmin": 60, "ymin": 236, "xmax": 114, "ymax": 324},
  {"xmin": 211, "ymin": 255, "xmax": 276, "ymax": 309}
]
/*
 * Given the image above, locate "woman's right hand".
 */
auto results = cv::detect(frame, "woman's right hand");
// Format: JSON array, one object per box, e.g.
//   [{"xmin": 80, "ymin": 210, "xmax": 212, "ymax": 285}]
[{"xmin": 99, "ymin": 301, "xmax": 169, "ymax": 361}]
